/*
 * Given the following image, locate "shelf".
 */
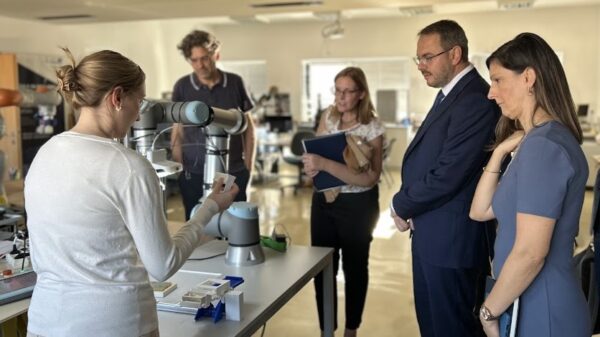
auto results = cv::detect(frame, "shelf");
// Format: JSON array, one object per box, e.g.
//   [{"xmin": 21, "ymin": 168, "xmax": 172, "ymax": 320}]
[{"xmin": 20, "ymin": 132, "xmax": 52, "ymax": 141}]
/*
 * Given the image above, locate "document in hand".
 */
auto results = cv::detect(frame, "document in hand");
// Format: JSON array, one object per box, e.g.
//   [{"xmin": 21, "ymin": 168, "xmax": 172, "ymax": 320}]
[
  {"xmin": 485, "ymin": 277, "xmax": 520, "ymax": 337},
  {"xmin": 302, "ymin": 132, "xmax": 347, "ymax": 192}
]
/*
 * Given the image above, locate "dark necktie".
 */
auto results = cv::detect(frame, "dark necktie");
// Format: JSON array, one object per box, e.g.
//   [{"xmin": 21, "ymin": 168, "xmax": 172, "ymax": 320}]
[
  {"xmin": 433, "ymin": 90, "xmax": 445, "ymax": 110},
  {"xmin": 416, "ymin": 90, "xmax": 446, "ymax": 135}
]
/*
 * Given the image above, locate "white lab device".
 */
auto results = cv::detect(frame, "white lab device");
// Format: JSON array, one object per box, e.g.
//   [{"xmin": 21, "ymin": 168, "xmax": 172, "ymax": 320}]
[
  {"xmin": 201, "ymin": 202, "xmax": 265, "ymax": 267},
  {"xmin": 214, "ymin": 172, "xmax": 236, "ymax": 192}
]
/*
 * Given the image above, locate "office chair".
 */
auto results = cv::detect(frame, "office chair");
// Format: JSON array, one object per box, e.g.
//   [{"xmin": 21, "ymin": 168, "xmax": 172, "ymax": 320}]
[
  {"xmin": 381, "ymin": 138, "xmax": 396, "ymax": 187},
  {"xmin": 281, "ymin": 130, "xmax": 315, "ymax": 195}
]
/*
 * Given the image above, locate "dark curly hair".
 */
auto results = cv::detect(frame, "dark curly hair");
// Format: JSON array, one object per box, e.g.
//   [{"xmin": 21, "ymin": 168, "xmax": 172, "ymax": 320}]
[{"xmin": 177, "ymin": 30, "xmax": 220, "ymax": 59}]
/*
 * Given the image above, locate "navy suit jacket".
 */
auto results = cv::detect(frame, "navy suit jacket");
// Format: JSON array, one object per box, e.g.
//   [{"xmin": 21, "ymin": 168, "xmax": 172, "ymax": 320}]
[{"xmin": 393, "ymin": 68, "xmax": 500, "ymax": 269}]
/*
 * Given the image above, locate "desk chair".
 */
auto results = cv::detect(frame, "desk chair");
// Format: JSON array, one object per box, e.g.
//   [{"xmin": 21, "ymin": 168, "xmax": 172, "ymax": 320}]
[
  {"xmin": 281, "ymin": 130, "xmax": 315, "ymax": 195},
  {"xmin": 381, "ymin": 138, "xmax": 396, "ymax": 187}
]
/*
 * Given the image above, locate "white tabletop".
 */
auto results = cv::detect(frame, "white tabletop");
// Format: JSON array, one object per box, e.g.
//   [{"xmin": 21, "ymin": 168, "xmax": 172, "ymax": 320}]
[
  {"xmin": 158, "ymin": 244, "xmax": 334, "ymax": 337},
  {"xmin": 0, "ymin": 261, "xmax": 32, "ymax": 323},
  {"xmin": 0, "ymin": 244, "xmax": 334, "ymax": 336},
  {"xmin": 0, "ymin": 297, "xmax": 29, "ymax": 323}
]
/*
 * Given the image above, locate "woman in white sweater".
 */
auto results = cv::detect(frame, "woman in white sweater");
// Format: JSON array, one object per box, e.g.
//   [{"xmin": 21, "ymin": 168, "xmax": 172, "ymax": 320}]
[{"xmin": 24, "ymin": 48, "xmax": 238, "ymax": 337}]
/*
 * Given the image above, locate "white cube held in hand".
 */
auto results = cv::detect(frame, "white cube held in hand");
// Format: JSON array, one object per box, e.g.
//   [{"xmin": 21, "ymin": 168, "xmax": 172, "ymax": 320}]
[{"xmin": 214, "ymin": 172, "xmax": 236, "ymax": 192}]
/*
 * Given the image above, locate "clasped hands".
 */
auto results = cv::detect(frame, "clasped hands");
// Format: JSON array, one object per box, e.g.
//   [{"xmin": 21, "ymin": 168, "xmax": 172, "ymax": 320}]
[
  {"xmin": 305, "ymin": 152, "xmax": 415, "ymax": 233},
  {"xmin": 390, "ymin": 208, "xmax": 414, "ymax": 232}
]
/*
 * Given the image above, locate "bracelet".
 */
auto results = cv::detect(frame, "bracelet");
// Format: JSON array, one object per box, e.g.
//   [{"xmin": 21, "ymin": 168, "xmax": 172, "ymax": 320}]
[
  {"xmin": 482, "ymin": 167, "xmax": 501, "ymax": 174},
  {"xmin": 479, "ymin": 304, "xmax": 499, "ymax": 321}
]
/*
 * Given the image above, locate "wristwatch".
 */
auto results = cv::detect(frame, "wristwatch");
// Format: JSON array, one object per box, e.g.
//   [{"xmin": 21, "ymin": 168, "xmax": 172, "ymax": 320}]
[{"xmin": 479, "ymin": 304, "xmax": 499, "ymax": 321}]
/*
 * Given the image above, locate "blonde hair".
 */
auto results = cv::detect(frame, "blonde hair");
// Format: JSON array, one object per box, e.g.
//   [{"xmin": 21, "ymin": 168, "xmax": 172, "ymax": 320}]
[
  {"xmin": 56, "ymin": 48, "xmax": 145, "ymax": 110},
  {"xmin": 329, "ymin": 67, "xmax": 376, "ymax": 124}
]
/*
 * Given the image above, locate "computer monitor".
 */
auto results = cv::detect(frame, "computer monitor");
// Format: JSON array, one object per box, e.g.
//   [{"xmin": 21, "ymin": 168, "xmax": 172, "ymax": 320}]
[
  {"xmin": 264, "ymin": 115, "xmax": 293, "ymax": 133},
  {"xmin": 577, "ymin": 104, "xmax": 589, "ymax": 117}
]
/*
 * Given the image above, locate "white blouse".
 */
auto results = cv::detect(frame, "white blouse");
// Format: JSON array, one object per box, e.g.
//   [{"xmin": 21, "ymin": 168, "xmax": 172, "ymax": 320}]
[{"xmin": 323, "ymin": 108, "xmax": 385, "ymax": 193}]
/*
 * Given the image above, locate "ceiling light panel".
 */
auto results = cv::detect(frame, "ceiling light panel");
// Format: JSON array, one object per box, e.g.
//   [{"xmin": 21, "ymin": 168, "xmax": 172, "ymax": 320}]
[
  {"xmin": 254, "ymin": 11, "xmax": 317, "ymax": 22},
  {"xmin": 398, "ymin": 5, "xmax": 434, "ymax": 17},
  {"xmin": 250, "ymin": 1, "xmax": 323, "ymax": 8},
  {"xmin": 497, "ymin": 0, "xmax": 536, "ymax": 10}
]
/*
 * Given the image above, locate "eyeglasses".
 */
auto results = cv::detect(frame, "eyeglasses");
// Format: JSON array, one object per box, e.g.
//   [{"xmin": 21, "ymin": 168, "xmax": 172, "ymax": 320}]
[
  {"xmin": 139, "ymin": 98, "xmax": 150, "ymax": 111},
  {"xmin": 331, "ymin": 87, "xmax": 360, "ymax": 97},
  {"xmin": 413, "ymin": 47, "xmax": 454, "ymax": 66}
]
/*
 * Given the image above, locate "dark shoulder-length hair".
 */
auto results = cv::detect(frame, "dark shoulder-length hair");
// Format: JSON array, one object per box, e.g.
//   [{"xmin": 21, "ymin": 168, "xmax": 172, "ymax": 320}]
[
  {"xmin": 486, "ymin": 32, "xmax": 582, "ymax": 145},
  {"xmin": 329, "ymin": 67, "xmax": 377, "ymax": 125}
]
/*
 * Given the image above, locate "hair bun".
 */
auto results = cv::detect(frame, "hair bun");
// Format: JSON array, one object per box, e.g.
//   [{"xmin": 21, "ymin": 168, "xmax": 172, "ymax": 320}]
[
  {"xmin": 58, "ymin": 78, "xmax": 79, "ymax": 92},
  {"xmin": 56, "ymin": 64, "xmax": 79, "ymax": 93}
]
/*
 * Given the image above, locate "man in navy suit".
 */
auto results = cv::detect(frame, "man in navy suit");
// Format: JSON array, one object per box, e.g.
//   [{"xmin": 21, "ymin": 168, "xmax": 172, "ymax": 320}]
[{"xmin": 391, "ymin": 20, "xmax": 499, "ymax": 337}]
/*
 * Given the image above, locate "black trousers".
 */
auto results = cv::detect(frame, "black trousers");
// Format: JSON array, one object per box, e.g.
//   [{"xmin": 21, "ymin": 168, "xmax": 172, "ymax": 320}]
[
  {"xmin": 311, "ymin": 186, "xmax": 379, "ymax": 331},
  {"xmin": 178, "ymin": 170, "xmax": 204, "ymax": 221},
  {"xmin": 412, "ymin": 252, "xmax": 486, "ymax": 337}
]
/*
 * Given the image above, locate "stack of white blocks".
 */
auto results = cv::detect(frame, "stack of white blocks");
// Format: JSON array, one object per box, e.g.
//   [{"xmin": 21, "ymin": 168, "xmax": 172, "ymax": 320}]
[{"xmin": 180, "ymin": 278, "xmax": 244, "ymax": 321}]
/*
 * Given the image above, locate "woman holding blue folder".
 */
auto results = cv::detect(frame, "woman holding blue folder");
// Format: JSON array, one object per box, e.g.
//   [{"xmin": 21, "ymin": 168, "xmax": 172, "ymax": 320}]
[
  {"xmin": 470, "ymin": 33, "xmax": 590, "ymax": 337},
  {"xmin": 303, "ymin": 67, "xmax": 384, "ymax": 337}
]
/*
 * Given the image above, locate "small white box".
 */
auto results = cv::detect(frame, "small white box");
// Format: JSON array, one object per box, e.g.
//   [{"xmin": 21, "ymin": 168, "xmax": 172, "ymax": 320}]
[
  {"xmin": 150, "ymin": 281, "xmax": 177, "ymax": 298},
  {"xmin": 181, "ymin": 290, "xmax": 211, "ymax": 308},
  {"xmin": 194, "ymin": 279, "xmax": 231, "ymax": 297},
  {"xmin": 214, "ymin": 172, "xmax": 236, "ymax": 192},
  {"xmin": 225, "ymin": 290, "xmax": 244, "ymax": 321}
]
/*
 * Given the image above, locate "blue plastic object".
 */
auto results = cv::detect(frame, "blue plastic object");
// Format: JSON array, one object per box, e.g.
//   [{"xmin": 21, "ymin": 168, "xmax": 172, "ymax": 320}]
[
  {"xmin": 224, "ymin": 275, "xmax": 244, "ymax": 288},
  {"xmin": 194, "ymin": 301, "xmax": 225, "ymax": 323}
]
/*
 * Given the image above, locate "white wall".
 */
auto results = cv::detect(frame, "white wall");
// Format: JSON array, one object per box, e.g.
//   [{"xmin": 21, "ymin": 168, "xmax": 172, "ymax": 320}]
[
  {"xmin": 0, "ymin": 5, "xmax": 598, "ymax": 122},
  {"xmin": 0, "ymin": 15, "xmax": 210, "ymax": 99},
  {"xmin": 212, "ymin": 6, "xmax": 599, "ymax": 120}
]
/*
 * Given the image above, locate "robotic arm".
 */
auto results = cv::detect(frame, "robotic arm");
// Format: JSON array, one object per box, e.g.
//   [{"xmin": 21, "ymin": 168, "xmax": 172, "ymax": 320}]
[
  {"xmin": 131, "ymin": 100, "xmax": 247, "ymax": 195},
  {"xmin": 131, "ymin": 100, "xmax": 264, "ymax": 266},
  {"xmin": 132, "ymin": 100, "xmax": 247, "ymax": 152}
]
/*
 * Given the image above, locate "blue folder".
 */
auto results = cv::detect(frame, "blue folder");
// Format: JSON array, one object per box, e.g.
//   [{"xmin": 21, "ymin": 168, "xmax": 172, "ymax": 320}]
[{"xmin": 301, "ymin": 132, "xmax": 347, "ymax": 192}]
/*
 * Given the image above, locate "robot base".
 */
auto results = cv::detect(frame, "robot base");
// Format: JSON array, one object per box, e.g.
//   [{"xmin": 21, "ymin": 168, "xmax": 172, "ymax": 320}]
[{"xmin": 225, "ymin": 244, "xmax": 265, "ymax": 266}]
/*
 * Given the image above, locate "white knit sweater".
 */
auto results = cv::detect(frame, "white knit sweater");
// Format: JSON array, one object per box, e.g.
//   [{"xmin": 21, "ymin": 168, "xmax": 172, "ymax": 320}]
[{"xmin": 24, "ymin": 131, "xmax": 218, "ymax": 336}]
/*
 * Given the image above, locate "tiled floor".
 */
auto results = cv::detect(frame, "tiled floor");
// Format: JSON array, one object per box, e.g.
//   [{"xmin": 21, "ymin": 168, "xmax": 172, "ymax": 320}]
[{"xmin": 167, "ymin": 163, "xmax": 594, "ymax": 337}]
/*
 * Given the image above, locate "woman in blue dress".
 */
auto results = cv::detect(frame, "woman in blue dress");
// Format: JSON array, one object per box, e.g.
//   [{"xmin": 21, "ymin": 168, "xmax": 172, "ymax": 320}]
[{"xmin": 470, "ymin": 33, "xmax": 591, "ymax": 337}]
